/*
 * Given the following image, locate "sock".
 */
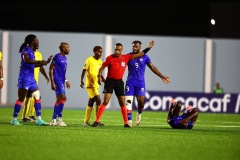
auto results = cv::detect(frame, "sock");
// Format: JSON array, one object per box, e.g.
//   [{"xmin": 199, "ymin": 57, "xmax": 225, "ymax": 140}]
[
  {"xmin": 22, "ymin": 97, "xmax": 30, "ymax": 119},
  {"xmin": 52, "ymin": 119, "xmax": 57, "ymax": 123},
  {"xmin": 96, "ymin": 104, "xmax": 106, "ymax": 122},
  {"xmin": 34, "ymin": 99, "xmax": 42, "ymax": 118},
  {"xmin": 13, "ymin": 100, "xmax": 22, "ymax": 118},
  {"xmin": 58, "ymin": 99, "xmax": 66, "ymax": 119},
  {"xmin": 127, "ymin": 110, "xmax": 132, "ymax": 124},
  {"xmin": 83, "ymin": 106, "xmax": 92, "ymax": 123},
  {"xmin": 120, "ymin": 105, "xmax": 128, "ymax": 124},
  {"xmin": 137, "ymin": 107, "xmax": 143, "ymax": 115},
  {"xmin": 94, "ymin": 106, "xmax": 99, "ymax": 120},
  {"xmin": 52, "ymin": 102, "xmax": 59, "ymax": 120},
  {"xmin": 29, "ymin": 97, "xmax": 35, "ymax": 117}
]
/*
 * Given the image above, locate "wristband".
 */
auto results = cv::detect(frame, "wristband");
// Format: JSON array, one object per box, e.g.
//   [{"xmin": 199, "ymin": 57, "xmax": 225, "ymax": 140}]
[
  {"xmin": 142, "ymin": 47, "xmax": 150, "ymax": 54},
  {"xmin": 65, "ymin": 79, "xmax": 68, "ymax": 82},
  {"xmin": 0, "ymin": 78, "xmax": 3, "ymax": 80}
]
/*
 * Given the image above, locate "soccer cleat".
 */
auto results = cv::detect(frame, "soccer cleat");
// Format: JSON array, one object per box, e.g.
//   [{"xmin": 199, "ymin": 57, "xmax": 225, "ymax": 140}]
[
  {"xmin": 28, "ymin": 116, "xmax": 36, "ymax": 122},
  {"xmin": 124, "ymin": 124, "xmax": 132, "ymax": 128},
  {"xmin": 82, "ymin": 122, "xmax": 91, "ymax": 127},
  {"xmin": 136, "ymin": 113, "xmax": 141, "ymax": 126},
  {"xmin": 49, "ymin": 120, "xmax": 58, "ymax": 126},
  {"xmin": 98, "ymin": 122, "xmax": 105, "ymax": 127},
  {"xmin": 36, "ymin": 119, "xmax": 49, "ymax": 126},
  {"xmin": 20, "ymin": 118, "xmax": 32, "ymax": 122},
  {"xmin": 11, "ymin": 120, "xmax": 22, "ymax": 125},
  {"xmin": 57, "ymin": 120, "xmax": 67, "ymax": 126},
  {"xmin": 92, "ymin": 121, "xmax": 100, "ymax": 127},
  {"xmin": 128, "ymin": 121, "xmax": 132, "ymax": 127}
]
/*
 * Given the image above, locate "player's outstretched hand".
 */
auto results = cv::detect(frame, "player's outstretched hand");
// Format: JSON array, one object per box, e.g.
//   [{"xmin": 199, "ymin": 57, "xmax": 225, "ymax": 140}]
[
  {"xmin": 162, "ymin": 76, "xmax": 170, "ymax": 84},
  {"xmin": 148, "ymin": 40, "xmax": 154, "ymax": 49},
  {"xmin": 46, "ymin": 55, "xmax": 53, "ymax": 64}
]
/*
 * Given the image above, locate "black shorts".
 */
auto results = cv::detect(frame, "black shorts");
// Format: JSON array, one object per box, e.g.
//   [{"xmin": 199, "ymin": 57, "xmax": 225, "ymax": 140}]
[{"xmin": 103, "ymin": 78, "xmax": 125, "ymax": 96}]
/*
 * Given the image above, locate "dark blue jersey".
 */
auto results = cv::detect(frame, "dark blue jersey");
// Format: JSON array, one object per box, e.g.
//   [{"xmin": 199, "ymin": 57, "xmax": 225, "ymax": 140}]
[
  {"xmin": 126, "ymin": 53, "xmax": 151, "ymax": 86},
  {"xmin": 52, "ymin": 53, "xmax": 67, "ymax": 84},
  {"xmin": 19, "ymin": 46, "xmax": 35, "ymax": 80}
]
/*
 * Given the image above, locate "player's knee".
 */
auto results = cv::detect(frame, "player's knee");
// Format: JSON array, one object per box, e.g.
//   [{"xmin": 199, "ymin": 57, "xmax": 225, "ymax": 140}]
[
  {"xmin": 96, "ymin": 99, "xmax": 101, "ymax": 106},
  {"xmin": 18, "ymin": 97, "xmax": 25, "ymax": 102},
  {"xmin": 176, "ymin": 102, "xmax": 182, "ymax": 109},
  {"xmin": 125, "ymin": 96, "xmax": 133, "ymax": 110},
  {"xmin": 193, "ymin": 108, "xmax": 199, "ymax": 114},
  {"xmin": 32, "ymin": 90, "xmax": 41, "ymax": 100},
  {"xmin": 88, "ymin": 99, "xmax": 94, "ymax": 106},
  {"xmin": 59, "ymin": 98, "xmax": 66, "ymax": 104}
]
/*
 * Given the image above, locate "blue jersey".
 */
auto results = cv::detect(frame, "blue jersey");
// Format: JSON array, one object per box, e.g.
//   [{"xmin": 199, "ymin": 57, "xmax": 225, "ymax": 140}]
[
  {"xmin": 19, "ymin": 46, "xmax": 35, "ymax": 79},
  {"xmin": 52, "ymin": 53, "xmax": 67, "ymax": 84},
  {"xmin": 18, "ymin": 46, "xmax": 38, "ymax": 90},
  {"xmin": 169, "ymin": 114, "xmax": 194, "ymax": 129},
  {"xmin": 126, "ymin": 53, "xmax": 151, "ymax": 86}
]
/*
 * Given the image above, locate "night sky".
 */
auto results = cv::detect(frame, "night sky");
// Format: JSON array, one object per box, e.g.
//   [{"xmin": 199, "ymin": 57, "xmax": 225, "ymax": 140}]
[{"xmin": 0, "ymin": 0, "xmax": 239, "ymax": 39}]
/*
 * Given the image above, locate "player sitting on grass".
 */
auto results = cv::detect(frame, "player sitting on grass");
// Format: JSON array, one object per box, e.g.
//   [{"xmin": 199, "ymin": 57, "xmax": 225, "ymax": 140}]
[{"xmin": 167, "ymin": 99, "xmax": 199, "ymax": 129}]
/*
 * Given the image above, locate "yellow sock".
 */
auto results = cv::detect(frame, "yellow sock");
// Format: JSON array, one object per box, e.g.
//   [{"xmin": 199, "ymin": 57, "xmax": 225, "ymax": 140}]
[
  {"xmin": 29, "ymin": 97, "xmax": 35, "ymax": 116},
  {"xmin": 94, "ymin": 106, "xmax": 99, "ymax": 120},
  {"xmin": 83, "ymin": 106, "xmax": 92, "ymax": 123},
  {"xmin": 22, "ymin": 97, "xmax": 30, "ymax": 119}
]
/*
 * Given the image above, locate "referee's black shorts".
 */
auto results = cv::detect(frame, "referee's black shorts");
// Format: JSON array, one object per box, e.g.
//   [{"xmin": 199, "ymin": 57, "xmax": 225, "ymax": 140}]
[{"xmin": 103, "ymin": 78, "xmax": 124, "ymax": 96}]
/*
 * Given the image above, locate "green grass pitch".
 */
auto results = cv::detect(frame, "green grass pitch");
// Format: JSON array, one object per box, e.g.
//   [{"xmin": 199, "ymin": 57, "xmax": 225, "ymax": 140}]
[{"xmin": 0, "ymin": 107, "xmax": 239, "ymax": 160}]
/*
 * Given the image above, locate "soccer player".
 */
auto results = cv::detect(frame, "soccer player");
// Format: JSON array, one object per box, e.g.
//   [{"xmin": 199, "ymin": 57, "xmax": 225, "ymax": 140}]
[
  {"xmin": 80, "ymin": 46, "xmax": 105, "ymax": 127},
  {"xmin": 49, "ymin": 42, "xmax": 70, "ymax": 126},
  {"xmin": 11, "ymin": 34, "xmax": 53, "ymax": 125},
  {"xmin": 21, "ymin": 49, "xmax": 50, "ymax": 122},
  {"xmin": 125, "ymin": 40, "xmax": 170, "ymax": 126},
  {"xmin": 92, "ymin": 40, "xmax": 154, "ymax": 128},
  {"xmin": 0, "ymin": 51, "xmax": 3, "ymax": 89},
  {"xmin": 167, "ymin": 99, "xmax": 199, "ymax": 129}
]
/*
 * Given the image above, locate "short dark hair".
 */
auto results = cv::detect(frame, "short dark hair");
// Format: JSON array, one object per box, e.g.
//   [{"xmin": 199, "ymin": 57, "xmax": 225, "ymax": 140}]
[
  {"xmin": 59, "ymin": 42, "xmax": 69, "ymax": 51},
  {"xmin": 93, "ymin": 46, "xmax": 102, "ymax": 52},
  {"xmin": 115, "ymin": 43, "xmax": 123, "ymax": 47},
  {"xmin": 132, "ymin": 40, "xmax": 142, "ymax": 45}
]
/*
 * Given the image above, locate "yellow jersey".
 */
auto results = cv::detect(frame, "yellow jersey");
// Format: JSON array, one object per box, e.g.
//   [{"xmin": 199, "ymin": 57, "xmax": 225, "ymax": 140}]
[
  {"xmin": 0, "ymin": 51, "xmax": 2, "ymax": 60},
  {"xmin": 83, "ymin": 56, "xmax": 102, "ymax": 88},
  {"xmin": 34, "ymin": 50, "xmax": 42, "ymax": 83}
]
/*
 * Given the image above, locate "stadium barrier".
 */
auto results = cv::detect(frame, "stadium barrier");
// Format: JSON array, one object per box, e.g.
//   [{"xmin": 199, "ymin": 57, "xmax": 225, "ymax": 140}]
[{"xmin": 132, "ymin": 91, "xmax": 240, "ymax": 114}]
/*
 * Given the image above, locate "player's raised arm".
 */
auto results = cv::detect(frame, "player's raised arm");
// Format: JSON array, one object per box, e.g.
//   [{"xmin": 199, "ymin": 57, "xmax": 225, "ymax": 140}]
[{"xmin": 132, "ymin": 40, "xmax": 154, "ymax": 59}]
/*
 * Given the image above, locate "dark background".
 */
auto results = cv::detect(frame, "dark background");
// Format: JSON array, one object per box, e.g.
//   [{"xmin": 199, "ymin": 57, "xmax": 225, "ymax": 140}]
[{"xmin": 0, "ymin": 0, "xmax": 240, "ymax": 39}]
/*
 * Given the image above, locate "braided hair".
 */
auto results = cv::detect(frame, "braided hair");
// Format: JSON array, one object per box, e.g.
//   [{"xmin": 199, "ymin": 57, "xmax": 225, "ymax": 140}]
[{"xmin": 19, "ymin": 34, "xmax": 37, "ymax": 53}]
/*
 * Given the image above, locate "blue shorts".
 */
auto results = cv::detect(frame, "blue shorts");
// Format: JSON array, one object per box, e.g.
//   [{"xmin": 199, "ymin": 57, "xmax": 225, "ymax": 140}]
[
  {"xmin": 18, "ymin": 77, "xmax": 38, "ymax": 91},
  {"xmin": 169, "ymin": 114, "xmax": 194, "ymax": 129},
  {"xmin": 125, "ymin": 83, "xmax": 146, "ymax": 96},
  {"xmin": 55, "ymin": 83, "xmax": 66, "ymax": 96}
]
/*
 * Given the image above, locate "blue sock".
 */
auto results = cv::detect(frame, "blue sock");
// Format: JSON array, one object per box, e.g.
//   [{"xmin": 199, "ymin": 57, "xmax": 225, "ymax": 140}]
[
  {"xmin": 138, "ymin": 108, "xmax": 143, "ymax": 114},
  {"xmin": 127, "ymin": 110, "xmax": 132, "ymax": 121},
  {"xmin": 58, "ymin": 100, "xmax": 65, "ymax": 118},
  {"xmin": 52, "ymin": 103, "xmax": 59, "ymax": 119},
  {"xmin": 13, "ymin": 100, "xmax": 22, "ymax": 118},
  {"xmin": 34, "ymin": 99, "xmax": 42, "ymax": 117}
]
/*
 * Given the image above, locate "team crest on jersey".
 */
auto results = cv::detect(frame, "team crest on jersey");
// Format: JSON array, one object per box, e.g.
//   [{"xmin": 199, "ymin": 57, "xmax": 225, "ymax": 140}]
[
  {"xmin": 140, "ymin": 58, "xmax": 143, "ymax": 61},
  {"xmin": 121, "ymin": 62, "xmax": 125, "ymax": 67}
]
